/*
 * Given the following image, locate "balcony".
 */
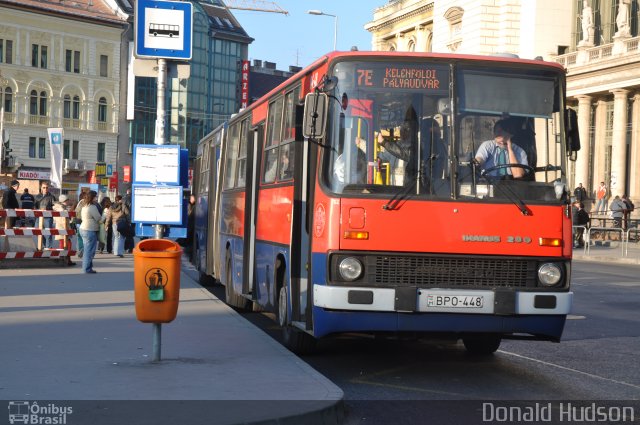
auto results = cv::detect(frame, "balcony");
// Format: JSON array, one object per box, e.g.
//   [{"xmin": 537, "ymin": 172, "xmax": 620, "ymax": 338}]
[
  {"xmin": 96, "ymin": 122, "xmax": 108, "ymax": 131},
  {"xmin": 63, "ymin": 159, "xmax": 88, "ymax": 173},
  {"xmin": 63, "ymin": 118, "xmax": 81, "ymax": 129},
  {"xmin": 29, "ymin": 115, "xmax": 49, "ymax": 126},
  {"xmin": 555, "ymin": 35, "xmax": 640, "ymax": 69}
]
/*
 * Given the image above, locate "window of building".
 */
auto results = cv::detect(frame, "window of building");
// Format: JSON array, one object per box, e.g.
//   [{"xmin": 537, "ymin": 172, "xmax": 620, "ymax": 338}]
[
  {"xmin": 29, "ymin": 137, "xmax": 36, "ymax": 158},
  {"xmin": 38, "ymin": 137, "xmax": 46, "ymax": 159},
  {"xmin": 30, "ymin": 90, "xmax": 38, "ymax": 115},
  {"xmin": 100, "ymin": 55, "xmax": 108, "ymax": 77},
  {"xmin": 65, "ymin": 49, "xmax": 81, "ymax": 73},
  {"xmin": 444, "ymin": 6, "xmax": 464, "ymax": 52},
  {"xmin": 63, "ymin": 139, "xmax": 70, "ymax": 159},
  {"xmin": 98, "ymin": 97, "xmax": 107, "ymax": 122},
  {"xmin": 73, "ymin": 96, "xmax": 80, "ymax": 119},
  {"xmin": 1, "ymin": 39, "xmax": 14, "ymax": 64},
  {"xmin": 97, "ymin": 143, "xmax": 105, "ymax": 162},
  {"xmin": 31, "ymin": 44, "xmax": 47, "ymax": 69},
  {"xmin": 72, "ymin": 140, "xmax": 79, "ymax": 159},
  {"xmin": 1, "ymin": 87, "xmax": 12, "ymax": 114},
  {"xmin": 39, "ymin": 91, "xmax": 47, "ymax": 116},
  {"xmin": 64, "ymin": 95, "xmax": 71, "ymax": 119}
]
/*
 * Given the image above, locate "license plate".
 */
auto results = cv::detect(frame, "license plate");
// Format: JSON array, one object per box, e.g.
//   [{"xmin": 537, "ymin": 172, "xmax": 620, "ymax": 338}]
[{"xmin": 427, "ymin": 294, "xmax": 484, "ymax": 308}]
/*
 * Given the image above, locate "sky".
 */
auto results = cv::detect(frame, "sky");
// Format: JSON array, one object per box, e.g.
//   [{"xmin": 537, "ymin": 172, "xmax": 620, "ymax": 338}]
[{"xmin": 231, "ymin": 0, "xmax": 379, "ymax": 70}]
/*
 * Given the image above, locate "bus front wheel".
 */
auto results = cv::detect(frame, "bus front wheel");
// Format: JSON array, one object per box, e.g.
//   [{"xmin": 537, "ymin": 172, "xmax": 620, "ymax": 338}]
[
  {"xmin": 277, "ymin": 286, "xmax": 316, "ymax": 355},
  {"xmin": 462, "ymin": 334, "xmax": 502, "ymax": 355}
]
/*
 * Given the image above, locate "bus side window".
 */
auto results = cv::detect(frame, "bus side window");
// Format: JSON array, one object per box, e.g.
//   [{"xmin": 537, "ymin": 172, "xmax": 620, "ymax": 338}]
[{"xmin": 279, "ymin": 143, "xmax": 294, "ymax": 181}]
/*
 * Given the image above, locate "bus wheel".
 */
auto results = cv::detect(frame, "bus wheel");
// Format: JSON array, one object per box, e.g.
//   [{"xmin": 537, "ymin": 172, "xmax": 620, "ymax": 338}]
[
  {"xmin": 277, "ymin": 285, "xmax": 316, "ymax": 355},
  {"xmin": 225, "ymin": 256, "xmax": 249, "ymax": 310},
  {"xmin": 462, "ymin": 334, "xmax": 502, "ymax": 355}
]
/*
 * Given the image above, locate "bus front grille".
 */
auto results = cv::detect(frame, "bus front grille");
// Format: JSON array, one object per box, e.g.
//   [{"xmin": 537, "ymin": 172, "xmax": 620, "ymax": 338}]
[{"xmin": 366, "ymin": 255, "xmax": 537, "ymax": 288}]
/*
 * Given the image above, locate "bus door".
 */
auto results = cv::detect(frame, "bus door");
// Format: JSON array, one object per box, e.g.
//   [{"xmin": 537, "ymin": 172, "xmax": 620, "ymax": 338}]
[
  {"xmin": 291, "ymin": 103, "xmax": 311, "ymax": 325},
  {"xmin": 207, "ymin": 130, "xmax": 223, "ymax": 278},
  {"xmin": 242, "ymin": 121, "xmax": 262, "ymax": 297}
]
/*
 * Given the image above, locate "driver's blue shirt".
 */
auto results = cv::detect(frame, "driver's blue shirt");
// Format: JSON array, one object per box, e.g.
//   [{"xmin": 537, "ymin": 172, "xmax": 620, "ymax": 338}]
[{"xmin": 475, "ymin": 139, "xmax": 528, "ymax": 176}]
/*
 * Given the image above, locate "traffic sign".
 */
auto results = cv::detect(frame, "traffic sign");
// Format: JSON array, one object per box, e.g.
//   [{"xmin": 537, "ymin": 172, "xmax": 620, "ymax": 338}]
[
  {"xmin": 106, "ymin": 164, "xmax": 113, "ymax": 177},
  {"xmin": 135, "ymin": 0, "xmax": 193, "ymax": 60}
]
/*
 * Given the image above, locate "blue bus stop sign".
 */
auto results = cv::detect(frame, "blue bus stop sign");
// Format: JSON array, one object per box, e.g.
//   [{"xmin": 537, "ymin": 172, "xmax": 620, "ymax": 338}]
[{"xmin": 135, "ymin": 0, "xmax": 193, "ymax": 60}]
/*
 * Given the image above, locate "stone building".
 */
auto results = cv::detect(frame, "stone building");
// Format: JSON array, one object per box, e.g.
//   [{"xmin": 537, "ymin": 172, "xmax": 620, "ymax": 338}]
[
  {"xmin": 555, "ymin": 0, "xmax": 640, "ymax": 204},
  {"xmin": 0, "ymin": 0, "xmax": 128, "ymax": 197}
]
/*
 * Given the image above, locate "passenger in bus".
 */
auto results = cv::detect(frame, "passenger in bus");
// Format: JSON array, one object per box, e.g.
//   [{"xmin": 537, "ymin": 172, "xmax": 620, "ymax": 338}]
[
  {"xmin": 333, "ymin": 137, "xmax": 368, "ymax": 188},
  {"xmin": 279, "ymin": 148, "xmax": 293, "ymax": 180},
  {"xmin": 377, "ymin": 107, "xmax": 418, "ymax": 186},
  {"xmin": 474, "ymin": 119, "xmax": 528, "ymax": 179},
  {"xmin": 419, "ymin": 118, "xmax": 448, "ymax": 181}
]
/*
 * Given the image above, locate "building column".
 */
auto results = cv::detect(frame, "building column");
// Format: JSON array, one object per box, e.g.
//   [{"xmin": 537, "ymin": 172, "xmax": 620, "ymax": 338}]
[
  {"xmin": 610, "ymin": 89, "xmax": 629, "ymax": 196},
  {"xmin": 629, "ymin": 94, "xmax": 640, "ymax": 204},
  {"xmin": 575, "ymin": 95, "xmax": 592, "ymax": 194},
  {"xmin": 592, "ymin": 99, "xmax": 608, "ymax": 197}
]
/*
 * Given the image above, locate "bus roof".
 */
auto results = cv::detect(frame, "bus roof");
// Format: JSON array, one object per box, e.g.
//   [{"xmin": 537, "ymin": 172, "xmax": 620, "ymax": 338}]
[{"xmin": 234, "ymin": 50, "xmax": 566, "ymax": 121}]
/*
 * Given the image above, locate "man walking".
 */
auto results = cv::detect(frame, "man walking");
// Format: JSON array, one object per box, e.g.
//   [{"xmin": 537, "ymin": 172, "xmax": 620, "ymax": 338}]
[
  {"xmin": 2, "ymin": 180, "xmax": 20, "ymax": 228},
  {"xmin": 595, "ymin": 181, "xmax": 607, "ymax": 214},
  {"xmin": 574, "ymin": 183, "xmax": 587, "ymax": 203},
  {"xmin": 35, "ymin": 181, "xmax": 57, "ymax": 248},
  {"xmin": 20, "ymin": 188, "xmax": 35, "ymax": 226}
]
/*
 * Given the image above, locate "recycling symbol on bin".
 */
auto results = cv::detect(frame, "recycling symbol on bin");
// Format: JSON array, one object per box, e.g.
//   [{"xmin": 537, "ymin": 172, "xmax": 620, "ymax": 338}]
[{"xmin": 145, "ymin": 268, "xmax": 169, "ymax": 290}]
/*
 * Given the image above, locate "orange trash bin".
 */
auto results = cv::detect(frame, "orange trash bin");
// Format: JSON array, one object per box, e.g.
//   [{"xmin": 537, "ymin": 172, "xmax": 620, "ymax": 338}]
[{"xmin": 133, "ymin": 238, "xmax": 182, "ymax": 323}]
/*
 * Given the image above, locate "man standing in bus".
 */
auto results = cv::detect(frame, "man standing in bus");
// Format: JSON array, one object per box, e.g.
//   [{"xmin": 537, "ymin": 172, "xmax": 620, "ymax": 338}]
[{"xmin": 474, "ymin": 119, "xmax": 528, "ymax": 179}]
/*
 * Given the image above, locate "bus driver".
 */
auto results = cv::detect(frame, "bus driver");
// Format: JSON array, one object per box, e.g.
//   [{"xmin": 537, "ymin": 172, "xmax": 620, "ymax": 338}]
[{"xmin": 474, "ymin": 119, "xmax": 528, "ymax": 178}]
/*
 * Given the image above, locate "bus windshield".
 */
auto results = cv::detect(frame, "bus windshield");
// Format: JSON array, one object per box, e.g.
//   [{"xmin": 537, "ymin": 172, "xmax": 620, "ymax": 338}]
[{"xmin": 322, "ymin": 59, "xmax": 567, "ymax": 203}]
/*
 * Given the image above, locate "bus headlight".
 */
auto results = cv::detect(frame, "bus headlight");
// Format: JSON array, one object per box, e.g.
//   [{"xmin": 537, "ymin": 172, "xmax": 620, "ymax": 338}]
[
  {"xmin": 538, "ymin": 263, "xmax": 562, "ymax": 286},
  {"xmin": 338, "ymin": 257, "xmax": 363, "ymax": 281}
]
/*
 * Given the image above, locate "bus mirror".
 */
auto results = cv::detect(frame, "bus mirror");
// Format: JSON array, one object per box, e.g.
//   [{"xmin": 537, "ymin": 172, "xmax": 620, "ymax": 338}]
[
  {"xmin": 303, "ymin": 93, "xmax": 328, "ymax": 139},
  {"xmin": 565, "ymin": 108, "xmax": 580, "ymax": 155}
]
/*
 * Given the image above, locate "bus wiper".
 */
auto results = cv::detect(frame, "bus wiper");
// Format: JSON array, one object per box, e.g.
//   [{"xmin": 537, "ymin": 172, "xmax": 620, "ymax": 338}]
[
  {"xmin": 382, "ymin": 174, "xmax": 419, "ymax": 211},
  {"xmin": 484, "ymin": 175, "xmax": 531, "ymax": 215}
]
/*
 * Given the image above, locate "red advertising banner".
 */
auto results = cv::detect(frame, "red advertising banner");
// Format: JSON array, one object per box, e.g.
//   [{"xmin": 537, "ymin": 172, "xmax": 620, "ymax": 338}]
[
  {"xmin": 87, "ymin": 170, "xmax": 97, "ymax": 184},
  {"xmin": 109, "ymin": 171, "xmax": 118, "ymax": 190},
  {"xmin": 123, "ymin": 165, "xmax": 131, "ymax": 183},
  {"xmin": 241, "ymin": 60, "xmax": 250, "ymax": 109}
]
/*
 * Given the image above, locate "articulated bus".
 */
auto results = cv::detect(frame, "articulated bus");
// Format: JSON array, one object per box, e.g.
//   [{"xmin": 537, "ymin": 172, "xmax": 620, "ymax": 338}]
[{"xmin": 194, "ymin": 51, "xmax": 580, "ymax": 354}]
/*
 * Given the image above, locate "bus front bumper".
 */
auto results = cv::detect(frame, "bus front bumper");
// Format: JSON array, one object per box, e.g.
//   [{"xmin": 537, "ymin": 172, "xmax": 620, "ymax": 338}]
[{"xmin": 313, "ymin": 285, "xmax": 572, "ymax": 315}]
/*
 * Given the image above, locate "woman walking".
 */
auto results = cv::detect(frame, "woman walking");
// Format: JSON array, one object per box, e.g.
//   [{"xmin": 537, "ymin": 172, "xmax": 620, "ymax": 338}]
[
  {"xmin": 105, "ymin": 194, "xmax": 130, "ymax": 258},
  {"xmin": 79, "ymin": 190, "xmax": 101, "ymax": 274}
]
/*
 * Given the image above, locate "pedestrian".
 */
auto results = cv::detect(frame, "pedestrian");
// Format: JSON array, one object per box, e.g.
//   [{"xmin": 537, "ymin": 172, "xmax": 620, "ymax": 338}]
[
  {"xmin": 595, "ymin": 181, "xmax": 607, "ymax": 214},
  {"xmin": 104, "ymin": 194, "xmax": 130, "ymax": 258},
  {"xmin": 123, "ymin": 187, "xmax": 135, "ymax": 253},
  {"xmin": 53, "ymin": 195, "xmax": 76, "ymax": 266},
  {"xmin": 74, "ymin": 192, "xmax": 87, "ymax": 258},
  {"xmin": 609, "ymin": 195, "xmax": 626, "ymax": 228},
  {"xmin": 573, "ymin": 202, "xmax": 590, "ymax": 248},
  {"xmin": 622, "ymin": 195, "xmax": 635, "ymax": 230},
  {"xmin": 98, "ymin": 197, "xmax": 112, "ymax": 254},
  {"xmin": 79, "ymin": 190, "xmax": 101, "ymax": 273},
  {"xmin": 573, "ymin": 183, "xmax": 587, "ymax": 203},
  {"xmin": 2, "ymin": 180, "xmax": 20, "ymax": 228},
  {"xmin": 186, "ymin": 194, "xmax": 196, "ymax": 262},
  {"xmin": 20, "ymin": 188, "xmax": 35, "ymax": 226},
  {"xmin": 34, "ymin": 181, "xmax": 57, "ymax": 248}
]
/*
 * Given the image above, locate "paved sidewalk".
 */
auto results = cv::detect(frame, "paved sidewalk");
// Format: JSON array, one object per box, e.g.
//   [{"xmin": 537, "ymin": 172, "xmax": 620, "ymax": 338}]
[{"xmin": 0, "ymin": 253, "xmax": 343, "ymax": 425}]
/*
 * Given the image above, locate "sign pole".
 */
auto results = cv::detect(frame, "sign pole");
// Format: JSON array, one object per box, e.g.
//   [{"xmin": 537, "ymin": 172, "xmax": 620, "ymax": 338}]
[{"xmin": 152, "ymin": 58, "xmax": 168, "ymax": 362}]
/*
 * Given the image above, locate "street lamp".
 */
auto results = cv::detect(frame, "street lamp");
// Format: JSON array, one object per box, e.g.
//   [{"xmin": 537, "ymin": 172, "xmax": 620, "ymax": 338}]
[{"xmin": 307, "ymin": 10, "xmax": 338, "ymax": 51}]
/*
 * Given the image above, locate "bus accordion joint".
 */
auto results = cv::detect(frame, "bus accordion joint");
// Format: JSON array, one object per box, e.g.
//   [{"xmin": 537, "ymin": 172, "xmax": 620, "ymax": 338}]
[
  {"xmin": 344, "ymin": 231, "xmax": 369, "ymax": 240},
  {"xmin": 539, "ymin": 238, "xmax": 562, "ymax": 247}
]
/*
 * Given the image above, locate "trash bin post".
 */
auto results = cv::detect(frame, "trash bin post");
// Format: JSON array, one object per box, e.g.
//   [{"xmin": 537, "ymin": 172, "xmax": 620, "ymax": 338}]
[{"xmin": 133, "ymin": 238, "xmax": 182, "ymax": 362}]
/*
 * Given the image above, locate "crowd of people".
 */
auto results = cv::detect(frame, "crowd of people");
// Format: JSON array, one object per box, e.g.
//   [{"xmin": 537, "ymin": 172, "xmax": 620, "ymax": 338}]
[
  {"xmin": 2, "ymin": 181, "xmax": 135, "ymax": 274},
  {"xmin": 571, "ymin": 181, "xmax": 636, "ymax": 247}
]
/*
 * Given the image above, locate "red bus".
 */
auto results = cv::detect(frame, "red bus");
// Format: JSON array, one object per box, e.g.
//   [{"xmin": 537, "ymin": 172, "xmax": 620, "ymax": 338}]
[{"xmin": 194, "ymin": 51, "xmax": 580, "ymax": 354}]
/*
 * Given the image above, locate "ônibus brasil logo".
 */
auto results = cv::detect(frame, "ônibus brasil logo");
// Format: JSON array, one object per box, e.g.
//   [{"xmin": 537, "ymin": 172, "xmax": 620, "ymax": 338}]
[{"xmin": 8, "ymin": 401, "xmax": 73, "ymax": 424}]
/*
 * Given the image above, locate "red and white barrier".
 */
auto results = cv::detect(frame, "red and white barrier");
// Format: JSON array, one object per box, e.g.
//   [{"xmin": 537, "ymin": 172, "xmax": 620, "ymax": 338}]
[
  {"xmin": 0, "ymin": 228, "xmax": 76, "ymax": 236},
  {"xmin": 0, "ymin": 249, "xmax": 76, "ymax": 260},
  {"xmin": 0, "ymin": 209, "xmax": 75, "ymax": 218}
]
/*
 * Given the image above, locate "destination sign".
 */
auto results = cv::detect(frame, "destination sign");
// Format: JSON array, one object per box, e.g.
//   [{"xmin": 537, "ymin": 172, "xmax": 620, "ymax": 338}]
[{"xmin": 354, "ymin": 63, "xmax": 448, "ymax": 92}]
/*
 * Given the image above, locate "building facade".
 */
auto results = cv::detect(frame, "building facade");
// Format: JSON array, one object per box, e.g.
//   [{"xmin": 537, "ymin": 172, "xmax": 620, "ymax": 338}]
[
  {"xmin": 555, "ymin": 0, "xmax": 640, "ymax": 204},
  {"xmin": 366, "ymin": 0, "xmax": 573, "ymax": 61},
  {"xmin": 0, "ymin": 0, "xmax": 128, "ymax": 196}
]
